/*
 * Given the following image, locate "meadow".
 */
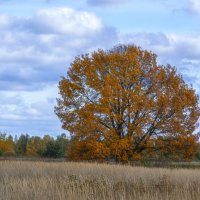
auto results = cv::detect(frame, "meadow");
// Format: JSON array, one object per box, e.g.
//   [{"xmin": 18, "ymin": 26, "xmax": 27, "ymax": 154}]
[{"xmin": 0, "ymin": 161, "xmax": 200, "ymax": 200}]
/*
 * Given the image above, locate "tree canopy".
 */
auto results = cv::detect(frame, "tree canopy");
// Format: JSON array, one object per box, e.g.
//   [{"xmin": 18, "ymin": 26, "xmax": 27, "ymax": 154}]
[
  {"xmin": 0, "ymin": 133, "xmax": 69, "ymax": 158},
  {"xmin": 55, "ymin": 45, "xmax": 200, "ymax": 162}
]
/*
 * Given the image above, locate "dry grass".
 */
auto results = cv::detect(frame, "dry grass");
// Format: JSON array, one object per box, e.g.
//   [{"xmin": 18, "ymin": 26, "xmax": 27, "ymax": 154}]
[{"xmin": 0, "ymin": 161, "xmax": 200, "ymax": 200}]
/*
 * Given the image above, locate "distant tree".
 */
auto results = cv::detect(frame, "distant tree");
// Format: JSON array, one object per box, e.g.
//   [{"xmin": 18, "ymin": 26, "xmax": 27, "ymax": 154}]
[
  {"xmin": 26, "ymin": 136, "xmax": 42, "ymax": 156},
  {"xmin": 0, "ymin": 133, "xmax": 15, "ymax": 156},
  {"xmin": 16, "ymin": 134, "xmax": 29, "ymax": 155},
  {"xmin": 55, "ymin": 45, "xmax": 200, "ymax": 162},
  {"xmin": 42, "ymin": 141, "xmax": 63, "ymax": 158},
  {"xmin": 39, "ymin": 134, "xmax": 68, "ymax": 158},
  {"xmin": 56, "ymin": 133, "xmax": 69, "ymax": 157},
  {"xmin": 37, "ymin": 135, "xmax": 53, "ymax": 156}
]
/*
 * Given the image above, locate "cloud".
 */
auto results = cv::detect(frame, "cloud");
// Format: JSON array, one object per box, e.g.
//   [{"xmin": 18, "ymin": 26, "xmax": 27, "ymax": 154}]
[
  {"xmin": 0, "ymin": 7, "xmax": 103, "ymax": 36},
  {"xmin": 87, "ymin": 0, "xmax": 129, "ymax": 6},
  {"xmin": 86, "ymin": 0, "xmax": 178, "ymax": 7},
  {"xmin": 28, "ymin": 7, "xmax": 103, "ymax": 36},
  {"xmin": 188, "ymin": 0, "xmax": 200, "ymax": 15},
  {"xmin": 0, "ymin": 7, "xmax": 117, "ymax": 91},
  {"xmin": 0, "ymin": 7, "xmax": 118, "ymax": 135},
  {"xmin": 0, "ymin": 84, "xmax": 64, "ymax": 135}
]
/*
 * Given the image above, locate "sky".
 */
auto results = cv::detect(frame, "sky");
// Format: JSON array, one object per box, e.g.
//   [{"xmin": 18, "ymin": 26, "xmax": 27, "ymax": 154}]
[{"xmin": 0, "ymin": 0, "xmax": 200, "ymax": 137}]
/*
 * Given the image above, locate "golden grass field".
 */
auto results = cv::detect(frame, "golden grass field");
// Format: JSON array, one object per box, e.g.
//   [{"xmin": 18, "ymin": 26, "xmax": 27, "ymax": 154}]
[{"xmin": 0, "ymin": 161, "xmax": 200, "ymax": 200}]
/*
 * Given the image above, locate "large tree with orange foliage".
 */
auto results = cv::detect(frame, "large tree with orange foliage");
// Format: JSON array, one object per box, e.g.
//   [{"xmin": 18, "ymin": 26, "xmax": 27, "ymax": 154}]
[{"xmin": 55, "ymin": 45, "xmax": 200, "ymax": 162}]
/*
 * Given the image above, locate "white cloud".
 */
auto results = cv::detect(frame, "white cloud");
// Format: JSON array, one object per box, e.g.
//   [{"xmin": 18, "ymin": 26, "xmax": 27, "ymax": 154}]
[
  {"xmin": 0, "ymin": 7, "xmax": 118, "ymax": 135},
  {"xmin": 189, "ymin": 0, "xmax": 200, "ymax": 15},
  {"xmin": 0, "ymin": 84, "xmax": 56, "ymax": 120},
  {"xmin": 0, "ymin": 15, "xmax": 12, "ymax": 28},
  {"xmin": 87, "ymin": 0, "xmax": 130, "ymax": 6},
  {"xmin": 0, "ymin": 7, "xmax": 117, "ymax": 91},
  {"xmin": 30, "ymin": 7, "xmax": 103, "ymax": 36},
  {"xmin": 0, "ymin": 84, "xmax": 63, "ymax": 135}
]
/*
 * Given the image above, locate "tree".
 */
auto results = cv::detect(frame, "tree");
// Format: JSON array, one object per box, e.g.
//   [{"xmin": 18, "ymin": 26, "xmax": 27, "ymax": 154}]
[
  {"xmin": 37, "ymin": 134, "xmax": 68, "ymax": 158},
  {"xmin": 42, "ymin": 140, "xmax": 63, "ymax": 158},
  {"xmin": 55, "ymin": 45, "xmax": 200, "ymax": 162},
  {"xmin": 16, "ymin": 134, "xmax": 29, "ymax": 155},
  {"xmin": 26, "ymin": 136, "xmax": 42, "ymax": 156},
  {"xmin": 56, "ymin": 133, "xmax": 69, "ymax": 157},
  {"xmin": 0, "ymin": 133, "xmax": 15, "ymax": 156},
  {"xmin": 37, "ymin": 135, "xmax": 53, "ymax": 157}
]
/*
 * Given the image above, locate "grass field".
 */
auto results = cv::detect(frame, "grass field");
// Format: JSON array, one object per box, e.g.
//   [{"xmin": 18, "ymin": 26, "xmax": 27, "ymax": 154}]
[{"xmin": 0, "ymin": 161, "xmax": 200, "ymax": 200}]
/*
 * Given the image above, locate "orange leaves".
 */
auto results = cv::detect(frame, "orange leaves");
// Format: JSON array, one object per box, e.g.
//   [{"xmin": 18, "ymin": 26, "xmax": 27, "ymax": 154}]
[
  {"xmin": 68, "ymin": 139, "xmax": 110, "ymax": 161},
  {"xmin": 0, "ymin": 138, "xmax": 15, "ymax": 156},
  {"xmin": 55, "ymin": 45, "xmax": 200, "ymax": 162},
  {"xmin": 109, "ymin": 137, "xmax": 131, "ymax": 162}
]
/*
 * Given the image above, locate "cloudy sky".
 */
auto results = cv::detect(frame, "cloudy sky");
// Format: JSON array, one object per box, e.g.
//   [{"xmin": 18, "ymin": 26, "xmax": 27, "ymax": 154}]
[{"xmin": 0, "ymin": 0, "xmax": 200, "ymax": 137}]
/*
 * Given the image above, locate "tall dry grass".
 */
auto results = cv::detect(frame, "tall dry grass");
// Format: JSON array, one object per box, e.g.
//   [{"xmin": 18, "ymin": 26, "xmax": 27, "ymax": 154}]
[{"xmin": 0, "ymin": 161, "xmax": 200, "ymax": 200}]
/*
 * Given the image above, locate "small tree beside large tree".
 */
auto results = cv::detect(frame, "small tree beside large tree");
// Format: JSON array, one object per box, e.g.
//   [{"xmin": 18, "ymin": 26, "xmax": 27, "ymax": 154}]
[{"xmin": 55, "ymin": 45, "xmax": 200, "ymax": 162}]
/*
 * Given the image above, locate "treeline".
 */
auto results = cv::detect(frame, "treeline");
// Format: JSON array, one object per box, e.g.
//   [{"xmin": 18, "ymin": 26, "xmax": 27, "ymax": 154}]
[
  {"xmin": 0, "ymin": 133, "xmax": 69, "ymax": 158},
  {"xmin": 1, "ymin": 132, "xmax": 200, "ymax": 161}
]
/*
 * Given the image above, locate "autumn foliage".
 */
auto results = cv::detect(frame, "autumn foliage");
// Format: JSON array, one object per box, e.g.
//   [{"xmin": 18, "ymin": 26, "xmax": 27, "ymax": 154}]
[
  {"xmin": 0, "ymin": 133, "xmax": 69, "ymax": 158},
  {"xmin": 0, "ymin": 135, "xmax": 15, "ymax": 156},
  {"xmin": 55, "ymin": 45, "xmax": 200, "ymax": 162}
]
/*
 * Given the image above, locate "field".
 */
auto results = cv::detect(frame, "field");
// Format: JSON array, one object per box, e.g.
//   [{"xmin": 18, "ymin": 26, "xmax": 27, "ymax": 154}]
[{"xmin": 0, "ymin": 161, "xmax": 200, "ymax": 200}]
